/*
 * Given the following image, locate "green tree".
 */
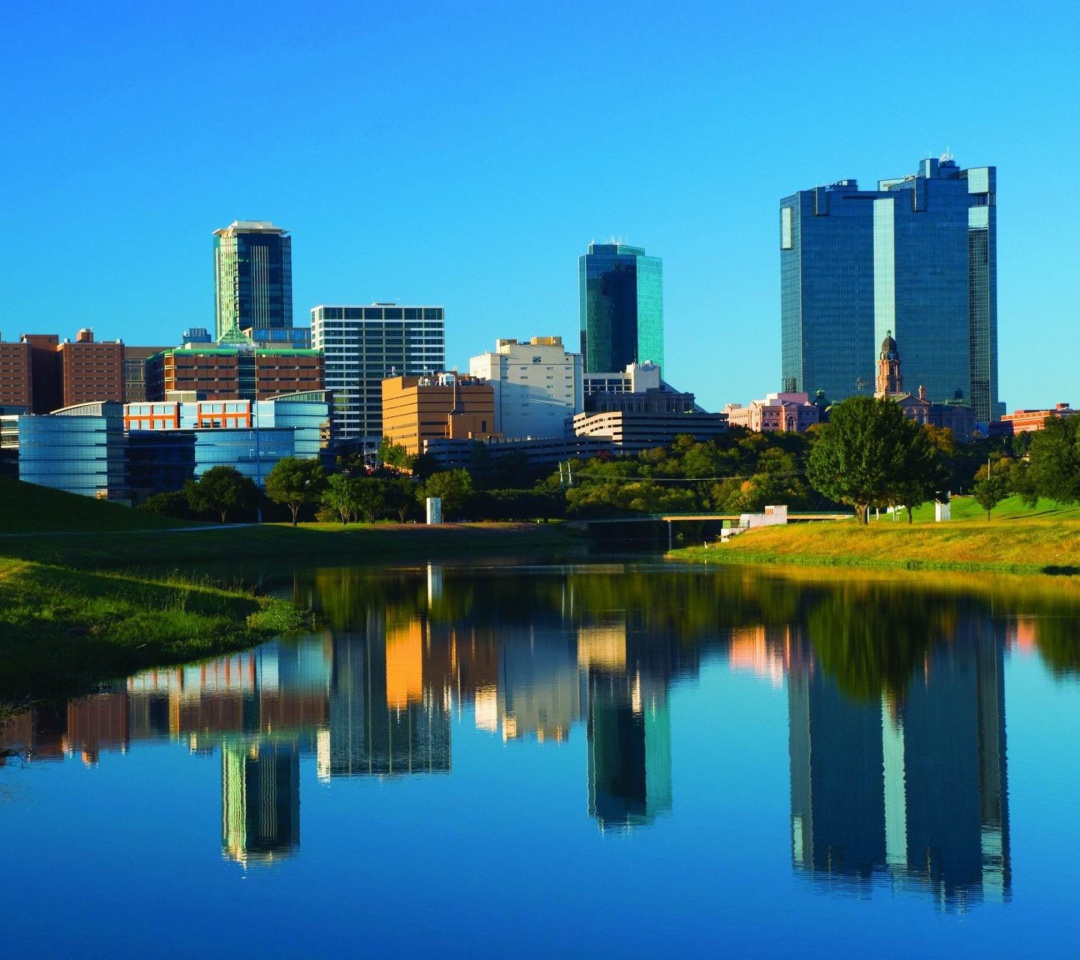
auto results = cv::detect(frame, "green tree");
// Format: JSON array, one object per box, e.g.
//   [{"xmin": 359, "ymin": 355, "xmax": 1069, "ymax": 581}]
[
  {"xmin": 354, "ymin": 478, "xmax": 388, "ymax": 523},
  {"xmin": 971, "ymin": 457, "xmax": 1013, "ymax": 520},
  {"xmin": 806, "ymin": 396, "xmax": 920, "ymax": 524},
  {"xmin": 891, "ymin": 422, "xmax": 948, "ymax": 523},
  {"xmin": 1026, "ymin": 414, "xmax": 1080, "ymax": 504},
  {"xmin": 383, "ymin": 477, "xmax": 417, "ymax": 522},
  {"xmin": 322, "ymin": 473, "xmax": 361, "ymax": 525},
  {"xmin": 377, "ymin": 437, "xmax": 415, "ymax": 471},
  {"xmin": 265, "ymin": 456, "xmax": 326, "ymax": 526},
  {"xmin": 419, "ymin": 469, "xmax": 473, "ymax": 519},
  {"xmin": 184, "ymin": 466, "xmax": 258, "ymax": 523}
]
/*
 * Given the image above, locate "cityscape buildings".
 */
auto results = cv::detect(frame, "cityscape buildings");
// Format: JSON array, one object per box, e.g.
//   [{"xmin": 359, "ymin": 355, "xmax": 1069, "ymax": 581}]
[
  {"xmin": 723, "ymin": 391, "xmax": 822, "ymax": 433},
  {"xmin": 381, "ymin": 372, "xmax": 498, "ymax": 456},
  {"xmin": 579, "ymin": 243, "xmax": 664, "ymax": 375},
  {"xmin": 310, "ymin": 303, "xmax": 445, "ymax": 449},
  {"xmin": 146, "ymin": 336, "xmax": 324, "ymax": 403},
  {"xmin": 469, "ymin": 336, "xmax": 583, "ymax": 440},
  {"xmin": 213, "ymin": 221, "xmax": 293, "ymax": 341},
  {"xmin": 780, "ymin": 155, "xmax": 999, "ymax": 423}
]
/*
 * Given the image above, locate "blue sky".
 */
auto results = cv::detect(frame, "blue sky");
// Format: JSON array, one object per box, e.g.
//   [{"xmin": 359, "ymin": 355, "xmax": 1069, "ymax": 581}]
[{"xmin": 2, "ymin": 0, "xmax": 1076, "ymax": 412}]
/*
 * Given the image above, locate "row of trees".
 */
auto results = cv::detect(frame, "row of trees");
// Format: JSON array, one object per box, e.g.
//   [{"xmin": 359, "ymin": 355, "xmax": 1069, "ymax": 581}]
[{"xmin": 141, "ymin": 398, "xmax": 1080, "ymax": 526}]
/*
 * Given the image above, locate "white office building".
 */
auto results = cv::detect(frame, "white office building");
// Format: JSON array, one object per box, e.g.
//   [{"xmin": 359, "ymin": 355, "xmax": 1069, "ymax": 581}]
[
  {"xmin": 311, "ymin": 304, "xmax": 445, "ymax": 447},
  {"xmin": 469, "ymin": 337, "xmax": 583, "ymax": 440}
]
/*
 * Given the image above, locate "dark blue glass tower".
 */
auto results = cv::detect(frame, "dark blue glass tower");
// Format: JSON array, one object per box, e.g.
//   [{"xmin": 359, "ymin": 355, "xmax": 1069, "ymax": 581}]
[
  {"xmin": 214, "ymin": 221, "xmax": 293, "ymax": 341},
  {"xmin": 780, "ymin": 157, "xmax": 998, "ymax": 423},
  {"xmin": 579, "ymin": 243, "xmax": 664, "ymax": 374}
]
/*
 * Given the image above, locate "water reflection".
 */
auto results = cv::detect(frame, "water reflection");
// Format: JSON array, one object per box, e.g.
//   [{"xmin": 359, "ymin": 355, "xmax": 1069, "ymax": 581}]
[
  {"xmin": 788, "ymin": 617, "xmax": 1009, "ymax": 908},
  {"xmin": 2, "ymin": 563, "xmax": 1078, "ymax": 911}
]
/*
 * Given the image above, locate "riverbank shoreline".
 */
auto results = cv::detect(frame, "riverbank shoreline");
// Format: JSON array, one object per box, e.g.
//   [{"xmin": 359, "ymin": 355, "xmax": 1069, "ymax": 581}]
[{"xmin": 668, "ymin": 520, "xmax": 1080, "ymax": 575}]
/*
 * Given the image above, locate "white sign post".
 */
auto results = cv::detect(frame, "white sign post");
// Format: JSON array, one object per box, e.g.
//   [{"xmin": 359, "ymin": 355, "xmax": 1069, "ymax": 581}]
[{"xmin": 426, "ymin": 496, "xmax": 443, "ymax": 524}]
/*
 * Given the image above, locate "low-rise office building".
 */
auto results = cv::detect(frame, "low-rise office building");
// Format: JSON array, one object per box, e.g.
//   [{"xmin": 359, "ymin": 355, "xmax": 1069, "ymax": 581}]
[
  {"xmin": 382, "ymin": 373, "xmax": 499, "ymax": 456},
  {"xmin": 990, "ymin": 403, "xmax": 1077, "ymax": 436},
  {"xmin": 723, "ymin": 392, "xmax": 821, "ymax": 433},
  {"xmin": 18, "ymin": 392, "xmax": 330, "ymax": 501},
  {"xmin": 572, "ymin": 409, "xmax": 728, "ymax": 454},
  {"xmin": 469, "ymin": 336, "xmax": 583, "ymax": 440}
]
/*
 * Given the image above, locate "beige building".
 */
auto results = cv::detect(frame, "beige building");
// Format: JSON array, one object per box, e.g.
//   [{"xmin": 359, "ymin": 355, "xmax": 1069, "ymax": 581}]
[
  {"xmin": 382, "ymin": 373, "xmax": 500, "ymax": 455},
  {"xmin": 469, "ymin": 336, "xmax": 582, "ymax": 439},
  {"xmin": 724, "ymin": 391, "xmax": 820, "ymax": 432}
]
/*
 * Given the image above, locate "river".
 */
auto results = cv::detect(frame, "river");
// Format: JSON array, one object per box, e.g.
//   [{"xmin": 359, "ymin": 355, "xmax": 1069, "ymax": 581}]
[{"xmin": 3, "ymin": 561, "xmax": 1080, "ymax": 957}]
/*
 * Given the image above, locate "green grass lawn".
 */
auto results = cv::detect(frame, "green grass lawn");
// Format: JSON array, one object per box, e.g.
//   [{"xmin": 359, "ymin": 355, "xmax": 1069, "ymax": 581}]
[
  {"xmin": 674, "ymin": 496, "xmax": 1080, "ymax": 574},
  {"xmin": 0, "ymin": 557, "xmax": 304, "ymax": 702},
  {"xmin": 0, "ymin": 476, "xmax": 207, "ymax": 534}
]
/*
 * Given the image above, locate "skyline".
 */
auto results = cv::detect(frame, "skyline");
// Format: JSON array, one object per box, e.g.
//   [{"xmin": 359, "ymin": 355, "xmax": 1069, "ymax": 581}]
[{"xmin": 2, "ymin": 1, "xmax": 1077, "ymax": 413}]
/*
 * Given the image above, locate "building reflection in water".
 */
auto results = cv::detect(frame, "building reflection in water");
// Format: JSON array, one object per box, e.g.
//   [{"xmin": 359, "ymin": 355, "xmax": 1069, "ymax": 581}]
[
  {"xmin": 324, "ymin": 615, "xmax": 451, "ymax": 779},
  {"xmin": 0, "ymin": 567, "xmax": 1035, "ymax": 884},
  {"xmin": 222, "ymin": 740, "xmax": 300, "ymax": 864},
  {"xmin": 788, "ymin": 616, "xmax": 1010, "ymax": 908}
]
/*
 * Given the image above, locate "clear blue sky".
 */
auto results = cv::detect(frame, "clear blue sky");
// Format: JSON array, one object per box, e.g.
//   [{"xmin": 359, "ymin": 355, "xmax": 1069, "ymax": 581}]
[{"xmin": 2, "ymin": 0, "xmax": 1077, "ymax": 412}]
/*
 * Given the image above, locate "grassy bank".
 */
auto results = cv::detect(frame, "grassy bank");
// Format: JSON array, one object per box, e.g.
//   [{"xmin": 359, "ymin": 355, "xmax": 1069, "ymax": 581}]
[
  {"xmin": 0, "ymin": 558, "xmax": 306, "ymax": 702},
  {"xmin": 672, "ymin": 513, "xmax": 1080, "ymax": 574},
  {"xmin": 0, "ymin": 478, "xmax": 583, "ymax": 701}
]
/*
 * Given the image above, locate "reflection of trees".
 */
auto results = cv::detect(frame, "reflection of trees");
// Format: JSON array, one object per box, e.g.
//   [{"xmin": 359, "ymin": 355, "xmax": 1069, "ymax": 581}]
[
  {"xmin": 304, "ymin": 566, "xmax": 813, "ymax": 646},
  {"xmin": 807, "ymin": 588, "xmax": 957, "ymax": 701},
  {"xmin": 1034, "ymin": 611, "xmax": 1080, "ymax": 677}
]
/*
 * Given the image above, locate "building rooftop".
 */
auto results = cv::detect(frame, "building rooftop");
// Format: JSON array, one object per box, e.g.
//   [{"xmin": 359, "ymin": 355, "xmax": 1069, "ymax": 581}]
[{"xmin": 213, "ymin": 220, "xmax": 289, "ymax": 237}]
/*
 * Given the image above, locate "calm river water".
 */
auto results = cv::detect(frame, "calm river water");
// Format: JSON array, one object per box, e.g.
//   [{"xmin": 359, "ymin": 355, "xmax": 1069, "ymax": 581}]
[{"xmin": 4, "ymin": 562, "xmax": 1080, "ymax": 958}]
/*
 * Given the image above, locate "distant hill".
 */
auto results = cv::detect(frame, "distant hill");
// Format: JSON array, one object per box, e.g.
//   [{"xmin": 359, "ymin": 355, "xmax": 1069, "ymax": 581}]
[{"xmin": 0, "ymin": 478, "xmax": 203, "ymax": 535}]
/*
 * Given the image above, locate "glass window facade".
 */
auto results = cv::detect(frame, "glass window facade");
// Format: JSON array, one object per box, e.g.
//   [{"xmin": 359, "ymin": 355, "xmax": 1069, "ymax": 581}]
[
  {"xmin": 579, "ymin": 244, "xmax": 664, "ymax": 375},
  {"xmin": 310, "ymin": 305, "xmax": 446, "ymax": 446},
  {"xmin": 780, "ymin": 158, "xmax": 998, "ymax": 422},
  {"xmin": 18, "ymin": 403, "xmax": 126, "ymax": 498},
  {"xmin": 214, "ymin": 222, "xmax": 293, "ymax": 341}
]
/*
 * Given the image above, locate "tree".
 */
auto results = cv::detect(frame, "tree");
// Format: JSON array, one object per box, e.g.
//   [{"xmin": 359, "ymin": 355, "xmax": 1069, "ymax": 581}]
[
  {"xmin": 806, "ymin": 396, "xmax": 928, "ymax": 524},
  {"xmin": 184, "ymin": 466, "xmax": 258, "ymax": 523},
  {"xmin": 322, "ymin": 473, "xmax": 361, "ymax": 525},
  {"xmin": 265, "ymin": 456, "xmax": 326, "ymax": 526},
  {"xmin": 891, "ymin": 422, "xmax": 948, "ymax": 523},
  {"xmin": 383, "ymin": 477, "xmax": 417, "ymax": 522},
  {"xmin": 973, "ymin": 461, "xmax": 1011, "ymax": 520},
  {"xmin": 1026, "ymin": 414, "xmax": 1080, "ymax": 504},
  {"xmin": 377, "ymin": 437, "xmax": 415, "ymax": 472},
  {"xmin": 419, "ymin": 469, "xmax": 473, "ymax": 519},
  {"xmin": 354, "ymin": 478, "xmax": 388, "ymax": 523}
]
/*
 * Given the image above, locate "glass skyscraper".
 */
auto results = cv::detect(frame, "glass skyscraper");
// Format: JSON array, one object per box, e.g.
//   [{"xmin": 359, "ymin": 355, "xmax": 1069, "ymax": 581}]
[
  {"xmin": 579, "ymin": 243, "xmax": 664, "ymax": 374},
  {"xmin": 780, "ymin": 156, "xmax": 998, "ymax": 423},
  {"xmin": 213, "ymin": 221, "xmax": 293, "ymax": 341}
]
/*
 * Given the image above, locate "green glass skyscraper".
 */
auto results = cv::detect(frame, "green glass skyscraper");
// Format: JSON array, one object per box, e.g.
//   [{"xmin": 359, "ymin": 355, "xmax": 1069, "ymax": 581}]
[
  {"xmin": 213, "ymin": 220, "xmax": 293, "ymax": 341},
  {"xmin": 780, "ymin": 156, "xmax": 999, "ymax": 423},
  {"xmin": 579, "ymin": 242, "xmax": 664, "ymax": 374}
]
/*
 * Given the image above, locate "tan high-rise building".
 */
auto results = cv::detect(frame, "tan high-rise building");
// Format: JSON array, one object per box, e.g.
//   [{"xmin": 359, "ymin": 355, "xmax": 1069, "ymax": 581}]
[{"xmin": 382, "ymin": 373, "xmax": 499, "ymax": 456}]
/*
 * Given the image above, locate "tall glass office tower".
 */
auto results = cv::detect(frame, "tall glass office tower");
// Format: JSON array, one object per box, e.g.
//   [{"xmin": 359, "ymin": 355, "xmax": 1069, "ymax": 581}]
[
  {"xmin": 780, "ymin": 157, "xmax": 998, "ymax": 423},
  {"xmin": 579, "ymin": 243, "xmax": 664, "ymax": 374},
  {"xmin": 214, "ymin": 221, "xmax": 293, "ymax": 341}
]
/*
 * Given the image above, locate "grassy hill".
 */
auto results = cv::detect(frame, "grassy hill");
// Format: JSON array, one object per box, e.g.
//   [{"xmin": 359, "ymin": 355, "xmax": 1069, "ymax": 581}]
[
  {"xmin": 674, "ymin": 495, "xmax": 1080, "ymax": 574},
  {"xmin": 0, "ymin": 477, "xmax": 206, "ymax": 534}
]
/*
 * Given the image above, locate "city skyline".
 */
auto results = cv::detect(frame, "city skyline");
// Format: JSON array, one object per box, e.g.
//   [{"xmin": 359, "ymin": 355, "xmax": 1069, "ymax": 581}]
[{"xmin": 1, "ymin": 3, "xmax": 1076, "ymax": 413}]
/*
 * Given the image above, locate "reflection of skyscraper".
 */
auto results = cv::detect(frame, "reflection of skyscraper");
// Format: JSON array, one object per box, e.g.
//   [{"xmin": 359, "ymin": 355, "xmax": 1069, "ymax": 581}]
[
  {"xmin": 789, "ymin": 655, "xmax": 887, "ymax": 881},
  {"xmin": 586, "ymin": 671, "xmax": 672, "ymax": 829},
  {"xmin": 222, "ymin": 740, "xmax": 300, "ymax": 864},
  {"xmin": 328, "ymin": 624, "xmax": 451, "ymax": 777},
  {"xmin": 887, "ymin": 620, "xmax": 1010, "ymax": 904},
  {"xmin": 498, "ymin": 627, "xmax": 583, "ymax": 743},
  {"xmin": 788, "ymin": 615, "xmax": 1010, "ymax": 905}
]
